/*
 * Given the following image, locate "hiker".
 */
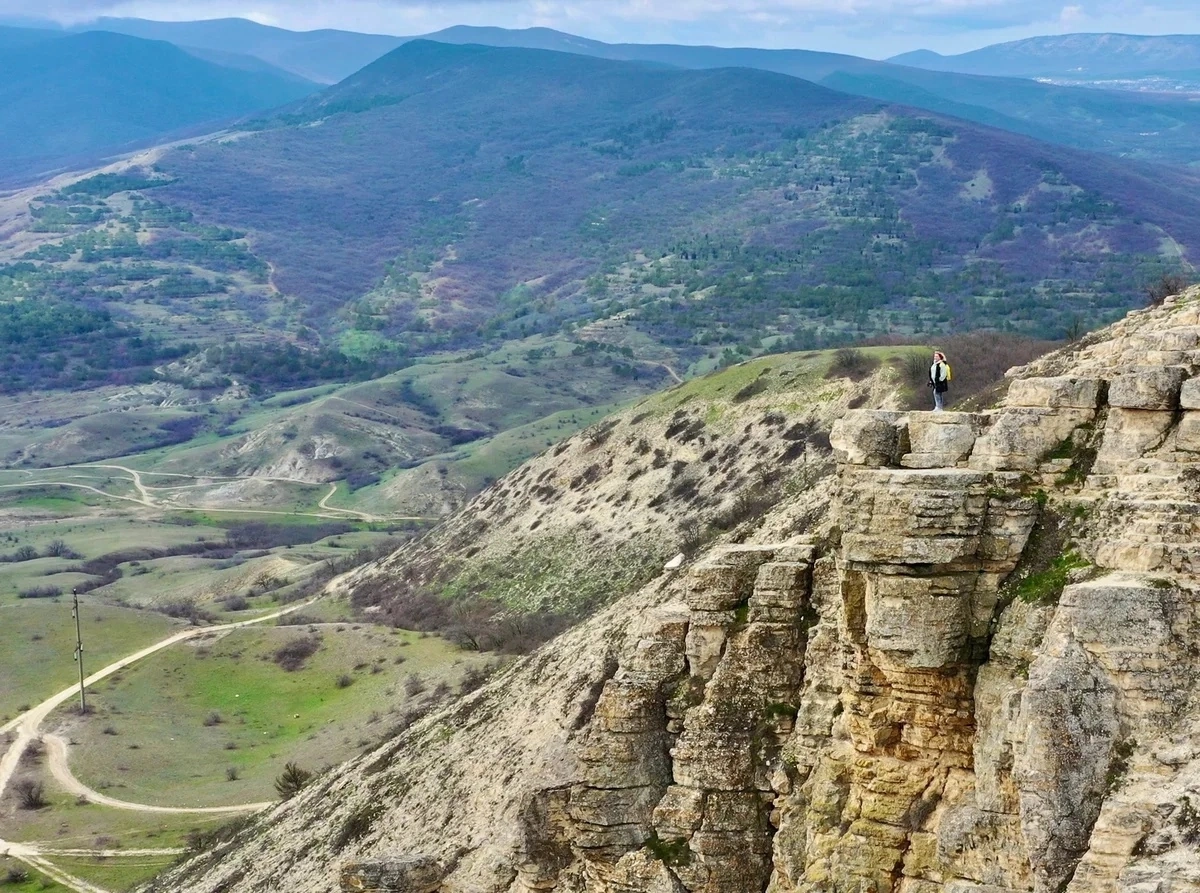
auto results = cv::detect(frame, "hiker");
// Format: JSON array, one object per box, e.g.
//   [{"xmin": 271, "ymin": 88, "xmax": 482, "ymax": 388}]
[{"xmin": 929, "ymin": 351, "xmax": 951, "ymax": 411}]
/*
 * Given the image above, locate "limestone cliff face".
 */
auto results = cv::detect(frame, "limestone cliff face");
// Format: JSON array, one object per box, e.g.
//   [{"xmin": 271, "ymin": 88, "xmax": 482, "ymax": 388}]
[{"xmin": 154, "ymin": 294, "xmax": 1200, "ymax": 893}]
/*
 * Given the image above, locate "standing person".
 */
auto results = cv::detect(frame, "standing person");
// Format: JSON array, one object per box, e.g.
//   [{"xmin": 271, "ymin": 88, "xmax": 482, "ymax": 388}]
[{"xmin": 929, "ymin": 351, "xmax": 951, "ymax": 411}]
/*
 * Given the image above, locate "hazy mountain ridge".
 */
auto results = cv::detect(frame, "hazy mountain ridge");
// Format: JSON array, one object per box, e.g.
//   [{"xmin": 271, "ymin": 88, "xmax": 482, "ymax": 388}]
[
  {"xmin": 72, "ymin": 16, "xmax": 409, "ymax": 84},
  {"xmin": 0, "ymin": 29, "xmax": 318, "ymax": 181},
  {"xmin": 409, "ymin": 27, "xmax": 1200, "ymax": 165},
  {"xmin": 891, "ymin": 32, "xmax": 1200, "ymax": 78},
  {"xmin": 11, "ymin": 18, "xmax": 1200, "ymax": 164}
]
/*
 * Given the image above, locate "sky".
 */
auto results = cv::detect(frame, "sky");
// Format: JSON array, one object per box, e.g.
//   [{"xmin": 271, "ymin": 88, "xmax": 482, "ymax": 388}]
[{"xmin": 3, "ymin": 0, "xmax": 1200, "ymax": 59}]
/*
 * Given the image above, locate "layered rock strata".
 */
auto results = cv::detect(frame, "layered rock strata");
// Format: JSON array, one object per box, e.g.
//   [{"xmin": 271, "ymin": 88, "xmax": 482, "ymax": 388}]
[{"xmin": 161, "ymin": 294, "xmax": 1200, "ymax": 893}]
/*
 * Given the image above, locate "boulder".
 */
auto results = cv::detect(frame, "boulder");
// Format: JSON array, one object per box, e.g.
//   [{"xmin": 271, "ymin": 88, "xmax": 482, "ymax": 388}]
[
  {"xmin": 1092, "ymin": 408, "xmax": 1174, "ymax": 472},
  {"xmin": 1005, "ymin": 377, "xmax": 1103, "ymax": 410},
  {"xmin": 1174, "ymin": 411, "xmax": 1200, "ymax": 452},
  {"xmin": 1180, "ymin": 377, "xmax": 1200, "ymax": 410},
  {"xmin": 1107, "ymin": 368, "xmax": 1185, "ymax": 410},
  {"xmin": 341, "ymin": 857, "xmax": 444, "ymax": 893},
  {"xmin": 902, "ymin": 412, "xmax": 984, "ymax": 469},
  {"xmin": 863, "ymin": 573, "xmax": 973, "ymax": 667},
  {"xmin": 969, "ymin": 408, "xmax": 1094, "ymax": 473},
  {"xmin": 830, "ymin": 411, "xmax": 908, "ymax": 467}
]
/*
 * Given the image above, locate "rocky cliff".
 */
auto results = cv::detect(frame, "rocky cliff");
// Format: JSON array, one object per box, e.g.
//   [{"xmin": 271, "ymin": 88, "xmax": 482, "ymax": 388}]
[{"xmin": 152, "ymin": 293, "xmax": 1200, "ymax": 893}]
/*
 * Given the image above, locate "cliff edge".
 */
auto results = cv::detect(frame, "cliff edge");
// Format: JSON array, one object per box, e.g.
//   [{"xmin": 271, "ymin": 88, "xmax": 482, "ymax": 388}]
[{"xmin": 153, "ymin": 291, "xmax": 1200, "ymax": 893}]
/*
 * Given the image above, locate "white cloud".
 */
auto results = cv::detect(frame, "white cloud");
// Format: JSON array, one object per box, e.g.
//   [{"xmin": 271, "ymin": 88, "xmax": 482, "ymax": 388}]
[{"xmin": 1059, "ymin": 4, "xmax": 1085, "ymax": 26}]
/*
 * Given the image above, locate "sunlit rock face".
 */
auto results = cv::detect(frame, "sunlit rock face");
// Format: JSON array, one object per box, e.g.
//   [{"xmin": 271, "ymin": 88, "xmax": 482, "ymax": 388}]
[{"xmin": 155, "ymin": 292, "xmax": 1200, "ymax": 893}]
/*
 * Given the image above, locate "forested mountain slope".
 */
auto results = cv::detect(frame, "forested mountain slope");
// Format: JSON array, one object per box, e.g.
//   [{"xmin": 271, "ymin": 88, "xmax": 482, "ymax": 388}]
[
  {"xmin": 151, "ymin": 42, "xmax": 1199, "ymax": 349},
  {"xmin": 3, "ymin": 40, "xmax": 1197, "ymax": 517},
  {"xmin": 418, "ymin": 26, "xmax": 1200, "ymax": 165}
]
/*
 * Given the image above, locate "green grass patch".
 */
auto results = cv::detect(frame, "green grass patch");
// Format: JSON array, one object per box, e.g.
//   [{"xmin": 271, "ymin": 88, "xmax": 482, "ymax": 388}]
[
  {"xmin": 43, "ymin": 854, "xmax": 176, "ymax": 893},
  {"xmin": 1016, "ymin": 551, "xmax": 1089, "ymax": 605},
  {"xmin": 0, "ymin": 856, "xmax": 70, "ymax": 892},
  {"xmin": 52, "ymin": 624, "xmax": 484, "ymax": 807},
  {"xmin": 4, "ymin": 781, "xmax": 229, "ymax": 849},
  {"xmin": 0, "ymin": 602, "xmax": 179, "ymax": 721}
]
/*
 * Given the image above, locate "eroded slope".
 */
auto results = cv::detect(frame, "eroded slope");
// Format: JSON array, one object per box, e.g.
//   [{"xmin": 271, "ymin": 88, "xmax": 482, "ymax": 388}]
[{"xmin": 152, "ymin": 291, "xmax": 1200, "ymax": 893}]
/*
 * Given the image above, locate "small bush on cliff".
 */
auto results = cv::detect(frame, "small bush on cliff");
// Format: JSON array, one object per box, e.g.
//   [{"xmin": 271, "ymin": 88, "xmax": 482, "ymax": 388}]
[
  {"xmin": 1106, "ymin": 738, "xmax": 1137, "ymax": 792},
  {"xmin": 274, "ymin": 762, "xmax": 314, "ymax": 800},
  {"xmin": 1176, "ymin": 795, "xmax": 1200, "ymax": 845},
  {"xmin": 1016, "ymin": 551, "xmax": 1089, "ymax": 606},
  {"xmin": 646, "ymin": 832, "xmax": 691, "ymax": 866},
  {"xmin": 825, "ymin": 348, "xmax": 878, "ymax": 381},
  {"xmin": 184, "ymin": 814, "xmax": 255, "ymax": 854},
  {"xmin": 1145, "ymin": 273, "xmax": 1191, "ymax": 307}
]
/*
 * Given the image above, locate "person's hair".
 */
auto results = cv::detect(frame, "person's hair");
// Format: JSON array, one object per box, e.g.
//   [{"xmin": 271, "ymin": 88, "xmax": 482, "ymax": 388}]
[{"xmin": 933, "ymin": 351, "xmax": 945, "ymax": 361}]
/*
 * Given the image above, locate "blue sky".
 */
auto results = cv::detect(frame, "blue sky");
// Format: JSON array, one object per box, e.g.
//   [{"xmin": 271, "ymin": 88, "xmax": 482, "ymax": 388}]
[{"xmin": 5, "ymin": 0, "xmax": 1200, "ymax": 58}]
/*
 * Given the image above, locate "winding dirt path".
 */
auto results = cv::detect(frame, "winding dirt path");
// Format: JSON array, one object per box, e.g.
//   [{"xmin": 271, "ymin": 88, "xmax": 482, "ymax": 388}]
[
  {"xmin": 42, "ymin": 735, "xmax": 272, "ymax": 814},
  {"xmin": 0, "ymin": 462, "xmax": 432, "ymax": 522},
  {"xmin": 0, "ymin": 599, "xmax": 315, "ymax": 890}
]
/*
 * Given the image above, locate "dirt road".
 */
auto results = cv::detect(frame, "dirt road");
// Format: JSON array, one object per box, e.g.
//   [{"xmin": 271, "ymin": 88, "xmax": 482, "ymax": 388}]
[
  {"xmin": 0, "ymin": 462, "xmax": 432, "ymax": 523},
  {"xmin": 0, "ymin": 598, "xmax": 315, "ymax": 891},
  {"xmin": 42, "ymin": 735, "xmax": 272, "ymax": 814}
]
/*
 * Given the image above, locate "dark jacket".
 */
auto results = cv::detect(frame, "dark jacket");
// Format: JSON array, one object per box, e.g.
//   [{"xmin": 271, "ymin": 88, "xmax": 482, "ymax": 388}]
[{"xmin": 929, "ymin": 361, "xmax": 949, "ymax": 394}]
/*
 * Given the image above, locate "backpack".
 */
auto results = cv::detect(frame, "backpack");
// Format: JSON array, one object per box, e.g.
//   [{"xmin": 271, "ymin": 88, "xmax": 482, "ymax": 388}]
[{"xmin": 944, "ymin": 362, "xmax": 953, "ymax": 382}]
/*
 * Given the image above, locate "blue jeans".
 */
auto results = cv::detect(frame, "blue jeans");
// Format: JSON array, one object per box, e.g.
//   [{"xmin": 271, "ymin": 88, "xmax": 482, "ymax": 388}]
[{"xmin": 933, "ymin": 390, "xmax": 945, "ymax": 411}]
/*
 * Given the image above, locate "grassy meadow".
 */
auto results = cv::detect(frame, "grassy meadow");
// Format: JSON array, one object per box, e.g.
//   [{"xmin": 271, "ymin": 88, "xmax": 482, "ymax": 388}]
[{"xmin": 50, "ymin": 623, "xmax": 486, "ymax": 807}]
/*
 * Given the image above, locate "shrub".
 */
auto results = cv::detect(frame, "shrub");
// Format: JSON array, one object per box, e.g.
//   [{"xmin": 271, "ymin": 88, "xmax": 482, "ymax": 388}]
[
  {"xmin": 3, "ymin": 866, "xmax": 30, "ymax": 883},
  {"xmin": 646, "ymin": 831, "xmax": 690, "ymax": 866},
  {"xmin": 202, "ymin": 712, "xmax": 223, "ymax": 727},
  {"xmin": 0, "ymin": 545, "xmax": 38, "ymax": 563},
  {"xmin": 825, "ymin": 347, "xmax": 878, "ymax": 381},
  {"xmin": 273, "ymin": 635, "xmax": 321, "ymax": 671},
  {"xmin": 184, "ymin": 814, "xmax": 254, "ymax": 853},
  {"xmin": 458, "ymin": 664, "xmax": 493, "ymax": 695},
  {"xmin": 18, "ymin": 586, "xmax": 62, "ymax": 600},
  {"xmin": 1016, "ymin": 551, "xmax": 1089, "ymax": 606},
  {"xmin": 225, "ymin": 767, "xmax": 239, "ymax": 782},
  {"xmin": 43, "ymin": 539, "xmax": 82, "ymax": 559},
  {"xmin": 1176, "ymin": 795, "xmax": 1200, "ymax": 845},
  {"xmin": 403, "ymin": 674, "xmax": 426, "ymax": 697},
  {"xmin": 221, "ymin": 595, "xmax": 250, "ymax": 612},
  {"xmin": 14, "ymin": 779, "xmax": 47, "ymax": 809},
  {"xmin": 732, "ymin": 375, "xmax": 770, "ymax": 402},
  {"xmin": 156, "ymin": 598, "xmax": 215, "ymax": 624},
  {"xmin": 274, "ymin": 762, "xmax": 314, "ymax": 800},
  {"xmin": 335, "ymin": 674, "xmax": 354, "ymax": 689},
  {"xmin": 1145, "ymin": 273, "xmax": 1191, "ymax": 307}
]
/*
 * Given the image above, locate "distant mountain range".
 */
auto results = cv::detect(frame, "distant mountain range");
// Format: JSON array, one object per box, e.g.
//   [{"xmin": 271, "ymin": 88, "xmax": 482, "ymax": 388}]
[
  {"xmin": 66, "ymin": 17, "xmax": 409, "ymax": 85},
  {"xmin": 103, "ymin": 41, "xmax": 1200, "ymax": 342},
  {"xmin": 10, "ymin": 17, "xmax": 1200, "ymax": 171},
  {"xmin": 0, "ymin": 28, "xmax": 317, "ymax": 180},
  {"xmin": 891, "ymin": 34, "xmax": 1200, "ymax": 79}
]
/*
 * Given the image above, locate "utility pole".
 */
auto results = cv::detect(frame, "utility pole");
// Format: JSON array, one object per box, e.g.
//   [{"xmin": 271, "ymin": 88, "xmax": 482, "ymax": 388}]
[{"xmin": 72, "ymin": 588, "xmax": 86, "ymax": 713}]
